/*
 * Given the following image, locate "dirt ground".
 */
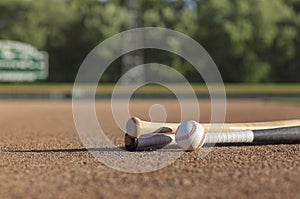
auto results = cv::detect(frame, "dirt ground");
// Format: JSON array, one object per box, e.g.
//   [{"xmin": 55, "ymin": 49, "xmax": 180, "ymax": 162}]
[{"xmin": 0, "ymin": 99, "xmax": 300, "ymax": 199}]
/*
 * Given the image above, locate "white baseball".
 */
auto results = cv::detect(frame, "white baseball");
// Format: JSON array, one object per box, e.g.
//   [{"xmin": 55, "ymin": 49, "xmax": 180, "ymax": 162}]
[{"xmin": 175, "ymin": 120, "xmax": 207, "ymax": 151}]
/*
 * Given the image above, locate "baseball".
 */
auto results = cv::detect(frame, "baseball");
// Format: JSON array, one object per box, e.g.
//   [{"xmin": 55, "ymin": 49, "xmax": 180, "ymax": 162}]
[{"xmin": 175, "ymin": 120, "xmax": 207, "ymax": 151}]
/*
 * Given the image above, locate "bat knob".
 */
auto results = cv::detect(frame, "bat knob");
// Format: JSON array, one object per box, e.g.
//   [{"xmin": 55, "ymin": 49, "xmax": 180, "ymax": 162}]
[{"xmin": 125, "ymin": 133, "xmax": 138, "ymax": 151}]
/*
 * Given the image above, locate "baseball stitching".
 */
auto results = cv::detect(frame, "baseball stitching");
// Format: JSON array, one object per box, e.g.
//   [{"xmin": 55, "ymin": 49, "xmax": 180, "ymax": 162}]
[{"xmin": 176, "ymin": 121, "xmax": 197, "ymax": 141}]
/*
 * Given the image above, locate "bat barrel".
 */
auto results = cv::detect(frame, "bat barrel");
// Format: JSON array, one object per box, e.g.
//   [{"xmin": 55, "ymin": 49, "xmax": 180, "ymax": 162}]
[
  {"xmin": 253, "ymin": 126, "xmax": 300, "ymax": 143},
  {"xmin": 126, "ymin": 117, "xmax": 178, "ymax": 138},
  {"xmin": 124, "ymin": 134, "xmax": 139, "ymax": 151},
  {"xmin": 125, "ymin": 133, "xmax": 175, "ymax": 151}
]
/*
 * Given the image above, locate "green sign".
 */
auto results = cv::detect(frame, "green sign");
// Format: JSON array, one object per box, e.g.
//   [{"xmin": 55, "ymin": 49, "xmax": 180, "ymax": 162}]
[{"xmin": 0, "ymin": 40, "xmax": 48, "ymax": 82}]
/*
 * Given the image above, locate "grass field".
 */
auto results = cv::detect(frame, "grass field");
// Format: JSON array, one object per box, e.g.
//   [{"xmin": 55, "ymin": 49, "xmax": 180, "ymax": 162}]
[{"xmin": 0, "ymin": 83, "xmax": 299, "ymax": 94}]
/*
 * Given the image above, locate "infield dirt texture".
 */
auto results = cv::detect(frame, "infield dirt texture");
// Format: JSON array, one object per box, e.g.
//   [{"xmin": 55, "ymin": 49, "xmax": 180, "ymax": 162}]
[{"xmin": 0, "ymin": 99, "xmax": 299, "ymax": 198}]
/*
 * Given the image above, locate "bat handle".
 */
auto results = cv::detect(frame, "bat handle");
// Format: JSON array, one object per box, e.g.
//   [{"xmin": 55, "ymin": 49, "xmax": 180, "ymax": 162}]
[
  {"xmin": 253, "ymin": 126, "xmax": 300, "ymax": 143},
  {"xmin": 205, "ymin": 131, "xmax": 254, "ymax": 143}
]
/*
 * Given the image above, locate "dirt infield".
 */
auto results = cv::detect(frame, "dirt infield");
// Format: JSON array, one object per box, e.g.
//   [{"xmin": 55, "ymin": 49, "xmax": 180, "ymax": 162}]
[{"xmin": 0, "ymin": 99, "xmax": 300, "ymax": 198}]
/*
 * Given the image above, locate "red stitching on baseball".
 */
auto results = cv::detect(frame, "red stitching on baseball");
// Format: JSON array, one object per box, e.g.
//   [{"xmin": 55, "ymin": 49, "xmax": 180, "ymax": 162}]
[
  {"xmin": 196, "ymin": 129, "xmax": 207, "ymax": 150},
  {"xmin": 176, "ymin": 121, "xmax": 197, "ymax": 141}
]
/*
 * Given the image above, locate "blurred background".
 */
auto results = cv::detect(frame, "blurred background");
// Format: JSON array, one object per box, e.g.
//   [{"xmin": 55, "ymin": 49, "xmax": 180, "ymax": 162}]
[
  {"xmin": 0, "ymin": 0, "xmax": 299, "ymax": 83},
  {"xmin": 0, "ymin": 0, "xmax": 300, "ymax": 100}
]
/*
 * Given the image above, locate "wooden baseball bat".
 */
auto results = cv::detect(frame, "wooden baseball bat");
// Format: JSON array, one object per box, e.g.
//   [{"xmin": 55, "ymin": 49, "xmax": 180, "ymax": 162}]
[{"xmin": 126, "ymin": 117, "xmax": 300, "ymax": 138}]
